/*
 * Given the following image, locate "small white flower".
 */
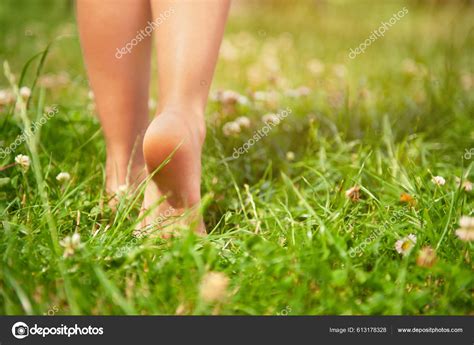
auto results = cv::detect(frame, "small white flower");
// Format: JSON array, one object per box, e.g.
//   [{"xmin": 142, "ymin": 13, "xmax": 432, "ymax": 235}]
[
  {"xmin": 284, "ymin": 89, "xmax": 300, "ymax": 98},
  {"xmin": 15, "ymin": 154, "xmax": 30, "ymax": 171},
  {"xmin": 220, "ymin": 90, "xmax": 240, "ymax": 105},
  {"xmin": 56, "ymin": 172, "xmax": 71, "ymax": 183},
  {"xmin": 117, "ymin": 184, "xmax": 129, "ymax": 197},
  {"xmin": 222, "ymin": 121, "xmax": 241, "ymax": 136},
  {"xmin": 286, "ymin": 151, "xmax": 295, "ymax": 161},
  {"xmin": 459, "ymin": 216, "xmax": 474, "ymax": 230},
  {"xmin": 286, "ymin": 86, "xmax": 311, "ymax": 98},
  {"xmin": 253, "ymin": 91, "xmax": 269, "ymax": 102},
  {"xmin": 455, "ymin": 216, "xmax": 474, "ymax": 242},
  {"xmin": 455, "ymin": 177, "xmax": 472, "ymax": 192},
  {"xmin": 199, "ymin": 272, "xmax": 229, "ymax": 303},
  {"xmin": 237, "ymin": 95, "xmax": 249, "ymax": 105},
  {"xmin": 307, "ymin": 59, "xmax": 325, "ymax": 76},
  {"xmin": 395, "ymin": 233, "xmax": 417, "ymax": 256},
  {"xmin": 462, "ymin": 181, "xmax": 472, "ymax": 192},
  {"xmin": 235, "ymin": 116, "xmax": 251, "ymax": 129},
  {"xmin": 332, "ymin": 64, "xmax": 347, "ymax": 79},
  {"xmin": 431, "ymin": 176, "xmax": 445, "ymax": 186},
  {"xmin": 262, "ymin": 113, "xmax": 280, "ymax": 125},
  {"xmin": 19, "ymin": 86, "xmax": 31, "ymax": 100},
  {"xmin": 296, "ymin": 86, "xmax": 311, "ymax": 96},
  {"xmin": 87, "ymin": 90, "xmax": 94, "ymax": 101},
  {"xmin": 345, "ymin": 185, "xmax": 361, "ymax": 201},
  {"xmin": 59, "ymin": 233, "xmax": 83, "ymax": 258}
]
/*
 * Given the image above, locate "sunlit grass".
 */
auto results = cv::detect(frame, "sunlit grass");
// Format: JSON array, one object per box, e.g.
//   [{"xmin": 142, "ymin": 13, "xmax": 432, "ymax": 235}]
[{"xmin": 0, "ymin": 0, "xmax": 473, "ymax": 315}]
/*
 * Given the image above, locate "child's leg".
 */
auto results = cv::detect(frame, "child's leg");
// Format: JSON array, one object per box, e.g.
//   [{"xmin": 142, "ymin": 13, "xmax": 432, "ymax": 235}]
[
  {"xmin": 76, "ymin": 0, "xmax": 152, "ymax": 194},
  {"xmin": 141, "ymin": 0, "xmax": 230, "ymax": 234}
]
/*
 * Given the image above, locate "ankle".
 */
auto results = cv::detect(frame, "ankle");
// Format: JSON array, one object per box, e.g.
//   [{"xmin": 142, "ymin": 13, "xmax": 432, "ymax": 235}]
[
  {"xmin": 105, "ymin": 149, "xmax": 145, "ymax": 189},
  {"xmin": 159, "ymin": 105, "xmax": 206, "ymax": 144}
]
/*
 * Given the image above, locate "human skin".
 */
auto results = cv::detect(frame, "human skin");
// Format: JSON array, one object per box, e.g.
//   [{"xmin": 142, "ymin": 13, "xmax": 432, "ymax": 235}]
[{"xmin": 76, "ymin": 0, "xmax": 231, "ymax": 235}]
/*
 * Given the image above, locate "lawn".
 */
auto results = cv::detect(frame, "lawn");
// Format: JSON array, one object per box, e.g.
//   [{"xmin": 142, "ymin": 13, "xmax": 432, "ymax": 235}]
[{"xmin": 0, "ymin": 0, "xmax": 473, "ymax": 315}]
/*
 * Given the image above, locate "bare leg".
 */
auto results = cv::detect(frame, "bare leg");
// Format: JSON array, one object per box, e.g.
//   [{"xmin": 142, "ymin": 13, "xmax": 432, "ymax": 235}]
[
  {"xmin": 140, "ymin": 0, "xmax": 230, "ymax": 235},
  {"xmin": 77, "ymin": 0, "xmax": 152, "ymax": 196}
]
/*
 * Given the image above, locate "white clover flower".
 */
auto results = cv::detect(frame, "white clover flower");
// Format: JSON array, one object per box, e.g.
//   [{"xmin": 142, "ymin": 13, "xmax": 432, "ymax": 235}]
[
  {"xmin": 199, "ymin": 271, "xmax": 229, "ymax": 303},
  {"xmin": 19, "ymin": 86, "xmax": 31, "ymax": 100},
  {"xmin": 345, "ymin": 185, "xmax": 361, "ymax": 201},
  {"xmin": 332, "ymin": 64, "xmax": 347, "ymax": 79},
  {"xmin": 237, "ymin": 95, "xmax": 250, "ymax": 105},
  {"xmin": 117, "ymin": 184, "xmax": 129, "ymax": 197},
  {"xmin": 459, "ymin": 216, "xmax": 474, "ymax": 230},
  {"xmin": 297, "ymin": 86, "xmax": 311, "ymax": 96},
  {"xmin": 15, "ymin": 154, "xmax": 30, "ymax": 171},
  {"xmin": 455, "ymin": 216, "xmax": 474, "ymax": 242},
  {"xmin": 220, "ymin": 90, "xmax": 241, "ymax": 105},
  {"xmin": 222, "ymin": 121, "xmax": 241, "ymax": 136},
  {"xmin": 307, "ymin": 58, "xmax": 325, "ymax": 76},
  {"xmin": 455, "ymin": 229, "xmax": 474, "ymax": 241},
  {"xmin": 416, "ymin": 246, "xmax": 437, "ymax": 268},
  {"xmin": 463, "ymin": 181, "xmax": 473, "ymax": 192},
  {"xmin": 262, "ymin": 113, "xmax": 280, "ymax": 125},
  {"xmin": 395, "ymin": 233, "xmax": 417, "ymax": 256},
  {"xmin": 38, "ymin": 72, "xmax": 70, "ymax": 88},
  {"xmin": 253, "ymin": 91, "xmax": 269, "ymax": 102},
  {"xmin": 431, "ymin": 175, "xmax": 446, "ymax": 186},
  {"xmin": 284, "ymin": 89, "xmax": 300, "ymax": 98},
  {"xmin": 286, "ymin": 86, "xmax": 311, "ymax": 98},
  {"xmin": 59, "ymin": 233, "xmax": 83, "ymax": 258},
  {"xmin": 56, "ymin": 172, "xmax": 71, "ymax": 183},
  {"xmin": 455, "ymin": 177, "xmax": 472, "ymax": 192},
  {"xmin": 235, "ymin": 116, "xmax": 251, "ymax": 129}
]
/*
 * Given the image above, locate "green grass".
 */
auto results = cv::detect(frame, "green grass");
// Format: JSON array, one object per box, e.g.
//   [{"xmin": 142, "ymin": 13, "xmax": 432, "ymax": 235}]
[{"xmin": 0, "ymin": 0, "xmax": 473, "ymax": 315}]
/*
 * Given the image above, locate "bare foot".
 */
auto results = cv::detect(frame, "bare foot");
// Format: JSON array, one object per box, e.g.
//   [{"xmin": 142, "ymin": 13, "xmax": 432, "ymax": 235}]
[{"xmin": 136, "ymin": 108, "xmax": 206, "ymax": 237}]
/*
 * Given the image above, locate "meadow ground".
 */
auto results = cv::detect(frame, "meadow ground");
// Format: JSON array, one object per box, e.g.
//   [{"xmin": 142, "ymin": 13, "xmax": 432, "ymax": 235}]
[{"xmin": 0, "ymin": 0, "xmax": 473, "ymax": 315}]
